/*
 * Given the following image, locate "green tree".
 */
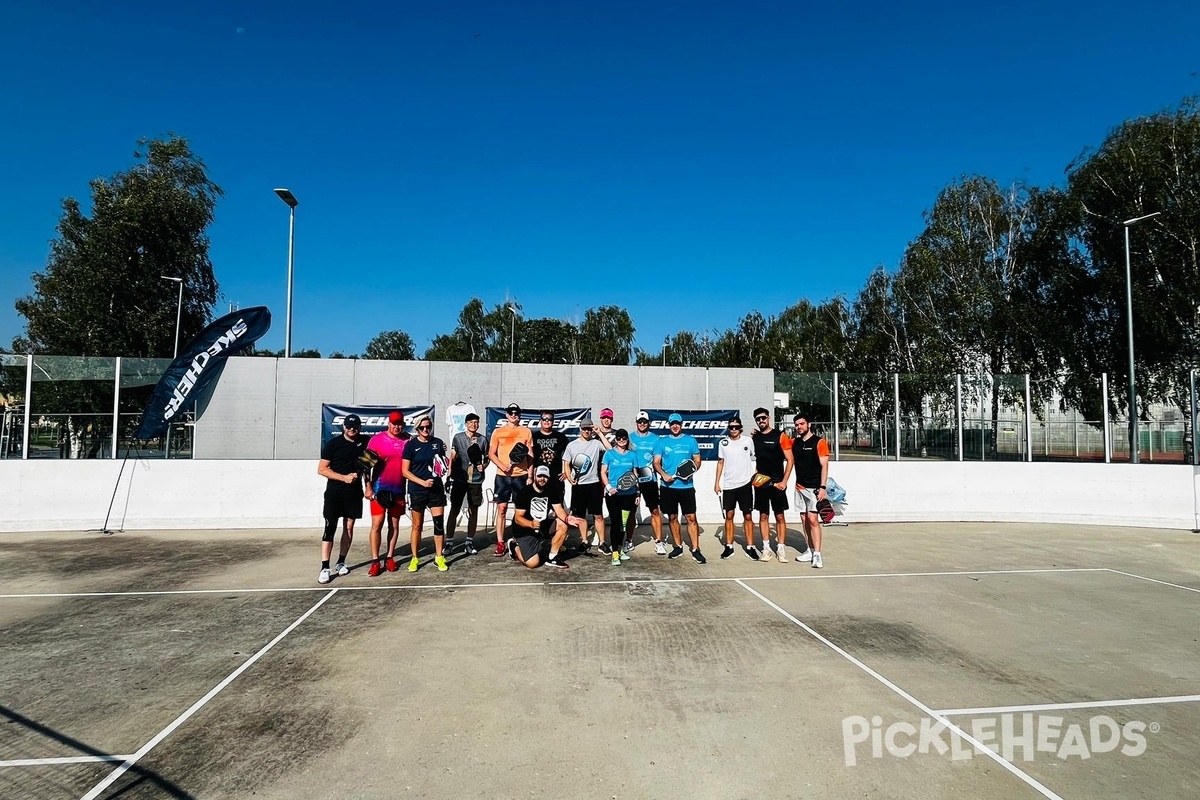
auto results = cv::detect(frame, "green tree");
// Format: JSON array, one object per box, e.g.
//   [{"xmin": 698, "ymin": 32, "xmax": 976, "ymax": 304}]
[
  {"xmin": 1059, "ymin": 97, "xmax": 1200, "ymax": 416},
  {"xmin": 424, "ymin": 298, "xmax": 520, "ymax": 362},
  {"xmin": 292, "ymin": 348, "xmax": 321, "ymax": 358},
  {"xmin": 13, "ymin": 135, "xmax": 222, "ymax": 357},
  {"xmin": 518, "ymin": 318, "xmax": 577, "ymax": 363},
  {"xmin": 363, "ymin": 329, "xmax": 416, "ymax": 360},
  {"xmin": 576, "ymin": 306, "xmax": 635, "ymax": 365}
]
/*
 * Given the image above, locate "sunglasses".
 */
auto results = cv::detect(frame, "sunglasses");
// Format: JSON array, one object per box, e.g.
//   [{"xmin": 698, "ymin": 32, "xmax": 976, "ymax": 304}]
[
  {"xmin": 506, "ymin": 411, "xmax": 519, "ymax": 415},
  {"xmin": 581, "ymin": 427, "xmax": 594, "ymax": 431},
  {"xmin": 636, "ymin": 420, "xmax": 649, "ymax": 424},
  {"xmin": 617, "ymin": 435, "xmax": 628, "ymax": 440},
  {"xmin": 755, "ymin": 416, "xmax": 769, "ymax": 422},
  {"xmin": 541, "ymin": 418, "xmax": 554, "ymax": 423},
  {"xmin": 417, "ymin": 426, "xmax": 431, "ymax": 431},
  {"xmin": 729, "ymin": 425, "xmax": 742, "ymax": 430}
]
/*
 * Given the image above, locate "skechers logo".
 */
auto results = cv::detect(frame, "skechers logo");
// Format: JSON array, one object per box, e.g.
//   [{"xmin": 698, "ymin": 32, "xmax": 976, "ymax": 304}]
[{"xmin": 163, "ymin": 320, "xmax": 249, "ymax": 421}]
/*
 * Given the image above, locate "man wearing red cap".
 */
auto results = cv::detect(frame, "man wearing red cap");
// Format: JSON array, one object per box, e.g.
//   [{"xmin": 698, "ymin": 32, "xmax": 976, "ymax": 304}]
[{"xmin": 364, "ymin": 410, "xmax": 410, "ymax": 576}]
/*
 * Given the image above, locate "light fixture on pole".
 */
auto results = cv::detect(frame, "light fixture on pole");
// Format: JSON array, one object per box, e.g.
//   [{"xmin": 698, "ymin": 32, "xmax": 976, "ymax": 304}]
[
  {"xmin": 1122, "ymin": 210, "xmax": 1161, "ymax": 464},
  {"xmin": 160, "ymin": 275, "xmax": 183, "ymax": 358},
  {"xmin": 274, "ymin": 188, "xmax": 299, "ymax": 358},
  {"xmin": 506, "ymin": 304, "xmax": 518, "ymax": 363}
]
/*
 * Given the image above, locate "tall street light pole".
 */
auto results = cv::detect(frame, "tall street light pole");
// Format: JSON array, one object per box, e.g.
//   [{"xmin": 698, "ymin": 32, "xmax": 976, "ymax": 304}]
[
  {"xmin": 274, "ymin": 188, "xmax": 299, "ymax": 357},
  {"xmin": 1123, "ymin": 211, "xmax": 1161, "ymax": 464},
  {"xmin": 160, "ymin": 275, "xmax": 183, "ymax": 358},
  {"xmin": 663, "ymin": 337, "xmax": 669, "ymax": 367},
  {"xmin": 507, "ymin": 304, "xmax": 517, "ymax": 363}
]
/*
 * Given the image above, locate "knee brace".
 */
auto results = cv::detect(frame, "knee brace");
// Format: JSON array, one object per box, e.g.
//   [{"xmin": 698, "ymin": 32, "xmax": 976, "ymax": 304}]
[
  {"xmin": 322, "ymin": 519, "xmax": 337, "ymax": 542},
  {"xmin": 433, "ymin": 515, "xmax": 445, "ymax": 538}
]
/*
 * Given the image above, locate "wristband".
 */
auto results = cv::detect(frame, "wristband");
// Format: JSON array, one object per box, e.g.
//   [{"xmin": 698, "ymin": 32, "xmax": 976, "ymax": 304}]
[{"xmin": 819, "ymin": 485, "xmax": 826, "ymax": 490}]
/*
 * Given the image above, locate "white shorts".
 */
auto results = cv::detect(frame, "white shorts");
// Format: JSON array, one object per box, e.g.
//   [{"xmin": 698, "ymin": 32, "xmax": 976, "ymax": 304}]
[{"xmin": 795, "ymin": 487, "xmax": 819, "ymax": 514}]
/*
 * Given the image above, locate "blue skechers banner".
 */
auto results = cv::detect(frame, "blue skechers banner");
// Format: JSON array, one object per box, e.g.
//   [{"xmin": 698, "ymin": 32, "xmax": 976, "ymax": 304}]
[
  {"xmin": 135, "ymin": 306, "xmax": 272, "ymax": 441},
  {"xmin": 485, "ymin": 407, "xmax": 591, "ymax": 436},
  {"xmin": 642, "ymin": 409, "xmax": 739, "ymax": 461},
  {"xmin": 321, "ymin": 404, "xmax": 435, "ymax": 443}
]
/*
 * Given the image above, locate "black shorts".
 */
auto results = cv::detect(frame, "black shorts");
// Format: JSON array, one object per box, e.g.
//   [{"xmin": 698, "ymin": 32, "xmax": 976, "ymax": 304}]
[
  {"xmin": 570, "ymin": 482, "xmax": 604, "ymax": 516},
  {"xmin": 721, "ymin": 482, "xmax": 754, "ymax": 514},
  {"xmin": 605, "ymin": 492, "xmax": 637, "ymax": 521},
  {"xmin": 323, "ymin": 486, "xmax": 363, "ymax": 521},
  {"xmin": 494, "ymin": 475, "xmax": 525, "ymax": 503},
  {"xmin": 450, "ymin": 480, "xmax": 484, "ymax": 509},
  {"xmin": 513, "ymin": 534, "xmax": 545, "ymax": 562},
  {"xmin": 409, "ymin": 484, "xmax": 447, "ymax": 513},
  {"xmin": 637, "ymin": 480, "xmax": 660, "ymax": 511},
  {"xmin": 754, "ymin": 483, "xmax": 789, "ymax": 515},
  {"xmin": 660, "ymin": 486, "xmax": 697, "ymax": 517}
]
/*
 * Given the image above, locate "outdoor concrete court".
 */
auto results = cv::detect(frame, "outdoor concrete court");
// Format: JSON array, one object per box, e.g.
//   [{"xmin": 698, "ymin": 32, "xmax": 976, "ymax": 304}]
[{"xmin": 1, "ymin": 522, "xmax": 1199, "ymax": 799}]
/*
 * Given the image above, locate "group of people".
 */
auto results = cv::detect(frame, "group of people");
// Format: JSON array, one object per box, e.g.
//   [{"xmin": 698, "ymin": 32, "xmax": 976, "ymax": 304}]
[{"xmin": 314, "ymin": 404, "xmax": 831, "ymax": 584}]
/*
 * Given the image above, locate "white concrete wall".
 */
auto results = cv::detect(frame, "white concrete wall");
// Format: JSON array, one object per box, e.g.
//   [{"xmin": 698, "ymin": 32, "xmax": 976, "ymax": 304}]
[{"xmin": 2, "ymin": 460, "xmax": 1197, "ymax": 533}]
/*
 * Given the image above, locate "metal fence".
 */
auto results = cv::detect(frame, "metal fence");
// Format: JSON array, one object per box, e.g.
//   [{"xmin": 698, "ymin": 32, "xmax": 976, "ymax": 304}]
[{"xmin": 772, "ymin": 371, "xmax": 1193, "ymax": 464}]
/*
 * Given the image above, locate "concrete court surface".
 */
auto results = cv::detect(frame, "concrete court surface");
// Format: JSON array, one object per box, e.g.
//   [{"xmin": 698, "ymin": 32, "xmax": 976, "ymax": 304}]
[{"xmin": 1, "ymin": 521, "xmax": 1199, "ymax": 799}]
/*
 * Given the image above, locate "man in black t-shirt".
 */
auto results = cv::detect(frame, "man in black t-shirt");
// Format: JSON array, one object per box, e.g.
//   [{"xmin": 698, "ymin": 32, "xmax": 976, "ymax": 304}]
[
  {"xmin": 530, "ymin": 410, "xmax": 571, "ymax": 485},
  {"xmin": 508, "ymin": 465, "xmax": 570, "ymax": 570},
  {"xmin": 750, "ymin": 407, "xmax": 795, "ymax": 562},
  {"xmin": 316, "ymin": 414, "xmax": 369, "ymax": 584}
]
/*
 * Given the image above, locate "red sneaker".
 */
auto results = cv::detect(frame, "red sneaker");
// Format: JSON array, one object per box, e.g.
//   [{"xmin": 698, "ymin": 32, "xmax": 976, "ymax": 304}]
[
  {"xmin": 493, "ymin": 541, "xmax": 507, "ymax": 557},
  {"xmin": 384, "ymin": 557, "xmax": 398, "ymax": 572},
  {"xmin": 368, "ymin": 561, "xmax": 382, "ymax": 577}
]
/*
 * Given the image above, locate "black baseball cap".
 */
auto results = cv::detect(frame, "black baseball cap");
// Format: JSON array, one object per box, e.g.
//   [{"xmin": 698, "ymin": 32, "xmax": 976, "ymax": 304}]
[
  {"xmin": 465, "ymin": 412, "xmax": 480, "ymax": 422},
  {"xmin": 505, "ymin": 403, "xmax": 521, "ymax": 414},
  {"xmin": 344, "ymin": 414, "xmax": 361, "ymax": 428}
]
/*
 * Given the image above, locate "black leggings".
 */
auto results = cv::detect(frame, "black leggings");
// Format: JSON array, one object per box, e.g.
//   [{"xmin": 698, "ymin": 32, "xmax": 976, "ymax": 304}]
[{"xmin": 605, "ymin": 493, "xmax": 636, "ymax": 550}]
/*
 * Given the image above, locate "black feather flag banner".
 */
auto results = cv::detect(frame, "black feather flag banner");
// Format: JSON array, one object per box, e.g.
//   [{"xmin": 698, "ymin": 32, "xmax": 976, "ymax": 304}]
[{"xmin": 135, "ymin": 306, "xmax": 272, "ymax": 440}]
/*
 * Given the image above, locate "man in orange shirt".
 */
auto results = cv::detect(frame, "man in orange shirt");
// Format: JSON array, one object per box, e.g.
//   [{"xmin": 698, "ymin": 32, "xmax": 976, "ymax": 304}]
[
  {"xmin": 488, "ymin": 403, "xmax": 533, "ymax": 557},
  {"xmin": 791, "ymin": 412, "xmax": 831, "ymax": 569}
]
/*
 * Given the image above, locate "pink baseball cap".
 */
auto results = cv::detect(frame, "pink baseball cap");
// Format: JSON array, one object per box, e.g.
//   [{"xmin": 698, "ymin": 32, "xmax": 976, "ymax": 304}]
[{"xmin": 600, "ymin": 408, "xmax": 614, "ymax": 419}]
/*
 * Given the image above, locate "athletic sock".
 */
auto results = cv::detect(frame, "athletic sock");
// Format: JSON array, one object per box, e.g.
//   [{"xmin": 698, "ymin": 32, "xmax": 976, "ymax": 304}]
[
  {"xmin": 549, "ymin": 550, "xmax": 559, "ymax": 561},
  {"xmin": 321, "ymin": 559, "xmax": 330, "ymax": 570}
]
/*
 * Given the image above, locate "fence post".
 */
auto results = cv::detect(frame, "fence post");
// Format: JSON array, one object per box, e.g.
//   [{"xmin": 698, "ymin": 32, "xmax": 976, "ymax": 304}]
[
  {"xmin": 22, "ymin": 354, "xmax": 32, "ymax": 460},
  {"xmin": 1024, "ymin": 374, "xmax": 1033, "ymax": 463},
  {"xmin": 1191, "ymin": 369, "xmax": 1198, "ymax": 466},
  {"xmin": 832, "ymin": 371, "xmax": 840, "ymax": 461},
  {"xmin": 1101, "ymin": 373, "xmax": 1111, "ymax": 463},
  {"xmin": 893, "ymin": 373, "xmax": 901, "ymax": 461},
  {"xmin": 956, "ymin": 374, "xmax": 963, "ymax": 462},
  {"xmin": 112, "ymin": 357, "xmax": 121, "ymax": 458}
]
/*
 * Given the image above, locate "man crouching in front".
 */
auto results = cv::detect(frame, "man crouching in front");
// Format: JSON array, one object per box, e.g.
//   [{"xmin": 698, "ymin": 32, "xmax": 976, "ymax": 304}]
[{"xmin": 509, "ymin": 465, "xmax": 571, "ymax": 570}]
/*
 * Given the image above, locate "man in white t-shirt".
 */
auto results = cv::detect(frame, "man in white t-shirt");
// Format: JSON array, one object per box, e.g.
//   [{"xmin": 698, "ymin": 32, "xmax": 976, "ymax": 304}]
[{"xmin": 714, "ymin": 416, "xmax": 760, "ymax": 560}]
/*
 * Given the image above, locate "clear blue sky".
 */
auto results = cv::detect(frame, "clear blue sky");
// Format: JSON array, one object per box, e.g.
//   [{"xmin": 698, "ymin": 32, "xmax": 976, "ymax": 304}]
[{"xmin": 2, "ymin": 1, "xmax": 1197, "ymax": 357}]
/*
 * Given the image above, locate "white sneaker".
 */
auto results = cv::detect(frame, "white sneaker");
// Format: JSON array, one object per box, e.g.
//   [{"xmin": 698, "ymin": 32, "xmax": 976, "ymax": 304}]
[
  {"xmin": 776, "ymin": 545, "xmax": 788, "ymax": 562},
  {"xmin": 317, "ymin": 568, "xmax": 332, "ymax": 584},
  {"xmin": 795, "ymin": 549, "xmax": 813, "ymax": 563},
  {"xmin": 761, "ymin": 546, "xmax": 775, "ymax": 562},
  {"xmin": 654, "ymin": 540, "xmax": 667, "ymax": 556},
  {"xmin": 812, "ymin": 552, "xmax": 823, "ymax": 569},
  {"xmin": 335, "ymin": 561, "xmax": 350, "ymax": 576}
]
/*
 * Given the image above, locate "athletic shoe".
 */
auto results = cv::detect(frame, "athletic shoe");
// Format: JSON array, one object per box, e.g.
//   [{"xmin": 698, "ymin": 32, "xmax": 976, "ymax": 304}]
[
  {"xmin": 668, "ymin": 545, "xmax": 684, "ymax": 559},
  {"xmin": 654, "ymin": 540, "xmax": 667, "ymax": 556},
  {"xmin": 443, "ymin": 541, "xmax": 456, "ymax": 556},
  {"xmin": 385, "ymin": 557, "xmax": 398, "ymax": 572},
  {"xmin": 599, "ymin": 542, "xmax": 613, "ymax": 556},
  {"xmin": 622, "ymin": 540, "xmax": 634, "ymax": 554},
  {"xmin": 544, "ymin": 556, "xmax": 570, "ymax": 570},
  {"xmin": 465, "ymin": 540, "xmax": 479, "ymax": 555},
  {"xmin": 335, "ymin": 561, "xmax": 349, "ymax": 576},
  {"xmin": 317, "ymin": 568, "xmax": 331, "ymax": 584},
  {"xmin": 368, "ymin": 561, "xmax": 383, "ymax": 577},
  {"xmin": 776, "ymin": 545, "xmax": 788, "ymax": 562},
  {"xmin": 611, "ymin": 553, "xmax": 622, "ymax": 566},
  {"xmin": 720, "ymin": 545, "xmax": 735, "ymax": 560},
  {"xmin": 795, "ymin": 549, "xmax": 813, "ymax": 563},
  {"xmin": 494, "ymin": 541, "xmax": 507, "ymax": 557},
  {"xmin": 407, "ymin": 557, "xmax": 419, "ymax": 573},
  {"xmin": 508, "ymin": 539, "xmax": 519, "ymax": 560},
  {"xmin": 743, "ymin": 546, "xmax": 760, "ymax": 561},
  {"xmin": 812, "ymin": 552, "xmax": 823, "ymax": 569},
  {"xmin": 761, "ymin": 547, "xmax": 775, "ymax": 562},
  {"xmin": 619, "ymin": 550, "xmax": 631, "ymax": 561},
  {"xmin": 435, "ymin": 555, "xmax": 448, "ymax": 572},
  {"xmin": 692, "ymin": 549, "xmax": 707, "ymax": 564}
]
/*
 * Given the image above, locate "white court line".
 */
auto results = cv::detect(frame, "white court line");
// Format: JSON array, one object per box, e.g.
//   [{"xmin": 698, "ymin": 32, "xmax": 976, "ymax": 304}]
[
  {"xmin": 0, "ymin": 755, "xmax": 133, "ymax": 768},
  {"xmin": 735, "ymin": 579, "xmax": 1063, "ymax": 800},
  {"xmin": 935, "ymin": 694, "xmax": 1200, "ymax": 716},
  {"xmin": 0, "ymin": 567, "xmax": 1109, "ymax": 600},
  {"xmin": 78, "ymin": 588, "xmax": 338, "ymax": 800},
  {"xmin": 1106, "ymin": 568, "xmax": 1200, "ymax": 596}
]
